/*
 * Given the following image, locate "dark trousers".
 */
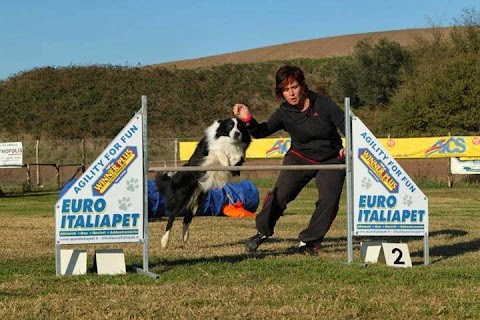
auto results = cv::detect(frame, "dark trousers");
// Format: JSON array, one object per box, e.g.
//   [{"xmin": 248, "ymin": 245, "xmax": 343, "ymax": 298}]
[{"xmin": 255, "ymin": 152, "xmax": 345, "ymax": 246}]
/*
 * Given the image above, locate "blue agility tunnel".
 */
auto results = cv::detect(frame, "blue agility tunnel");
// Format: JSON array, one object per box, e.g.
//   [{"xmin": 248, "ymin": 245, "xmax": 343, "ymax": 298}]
[
  {"xmin": 148, "ymin": 179, "xmax": 259, "ymax": 217},
  {"xmin": 59, "ymin": 178, "xmax": 259, "ymax": 218}
]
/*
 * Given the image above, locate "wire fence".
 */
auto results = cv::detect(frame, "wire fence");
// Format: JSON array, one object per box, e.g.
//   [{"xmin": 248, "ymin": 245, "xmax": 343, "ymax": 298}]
[
  {"xmin": 0, "ymin": 138, "xmax": 179, "ymax": 192},
  {"xmin": 0, "ymin": 137, "xmax": 466, "ymax": 194}
]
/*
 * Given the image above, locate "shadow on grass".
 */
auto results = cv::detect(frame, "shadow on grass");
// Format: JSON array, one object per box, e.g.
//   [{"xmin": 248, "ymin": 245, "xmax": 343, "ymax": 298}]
[
  {"xmin": 430, "ymin": 238, "xmax": 480, "ymax": 259},
  {"xmin": 190, "ymin": 228, "xmax": 477, "ymax": 266},
  {"xmin": 352, "ymin": 229, "xmax": 477, "ymax": 264},
  {"xmin": 144, "ymin": 236, "xmax": 351, "ymax": 275},
  {"xmin": 324, "ymin": 229, "xmax": 477, "ymax": 265},
  {"xmin": 411, "ymin": 237, "xmax": 480, "ymax": 264},
  {"xmin": 429, "ymin": 229, "xmax": 468, "ymax": 238},
  {"xmin": 389, "ymin": 229, "xmax": 478, "ymax": 264},
  {"xmin": 146, "ymin": 251, "xmax": 278, "ymax": 274},
  {"xmin": 0, "ymin": 290, "xmax": 29, "ymax": 298},
  {"xmin": 145, "ymin": 237, "xmax": 339, "ymax": 274}
]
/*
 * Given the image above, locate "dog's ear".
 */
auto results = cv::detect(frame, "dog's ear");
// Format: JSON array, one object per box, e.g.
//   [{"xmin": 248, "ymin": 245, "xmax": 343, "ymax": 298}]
[
  {"xmin": 237, "ymin": 120, "xmax": 252, "ymax": 145},
  {"xmin": 214, "ymin": 119, "xmax": 230, "ymax": 139}
]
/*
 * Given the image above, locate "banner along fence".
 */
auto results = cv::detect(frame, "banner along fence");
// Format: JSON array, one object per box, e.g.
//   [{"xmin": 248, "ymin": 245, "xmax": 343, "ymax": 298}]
[{"xmin": 0, "ymin": 138, "xmax": 471, "ymax": 193}]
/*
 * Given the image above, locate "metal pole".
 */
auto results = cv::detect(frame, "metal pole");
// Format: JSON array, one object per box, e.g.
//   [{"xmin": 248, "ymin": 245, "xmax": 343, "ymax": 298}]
[
  {"xmin": 132, "ymin": 95, "xmax": 159, "ymax": 279},
  {"xmin": 424, "ymin": 232, "xmax": 430, "ymax": 265},
  {"xmin": 142, "ymin": 96, "xmax": 150, "ymax": 273},
  {"xmin": 424, "ymin": 194, "xmax": 430, "ymax": 265},
  {"xmin": 345, "ymin": 97, "xmax": 354, "ymax": 264},
  {"xmin": 149, "ymin": 164, "xmax": 346, "ymax": 172},
  {"xmin": 55, "ymin": 243, "xmax": 61, "ymax": 276}
]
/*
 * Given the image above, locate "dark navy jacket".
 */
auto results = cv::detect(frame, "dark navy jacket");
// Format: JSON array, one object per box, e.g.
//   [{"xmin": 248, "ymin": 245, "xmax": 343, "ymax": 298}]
[{"xmin": 247, "ymin": 91, "xmax": 345, "ymax": 163}]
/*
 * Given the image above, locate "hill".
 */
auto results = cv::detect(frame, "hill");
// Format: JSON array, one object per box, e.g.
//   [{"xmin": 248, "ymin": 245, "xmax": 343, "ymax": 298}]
[
  {"xmin": 151, "ymin": 27, "xmax": 451, "ymax": 70},
  {"xmin": 1, "ymin": 26, "xmax": 465, "ymax": 141}
]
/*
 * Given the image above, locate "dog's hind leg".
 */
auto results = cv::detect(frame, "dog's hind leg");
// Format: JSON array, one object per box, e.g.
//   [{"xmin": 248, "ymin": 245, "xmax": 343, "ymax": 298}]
[
  {"xmin": 182, "ymin": 191, "xmax": 206, "ymax": 243},
  {"xmin": 181, "ymin": 188, "xmax": 203, "ymax": 243},
  {"xmin": 182, "ymin": 223, "xmax": 190, "ymax": 242},
  {"xmin": 182, "ymin": 209, "xmax": 193, "ymax": 243},
  {"xmin": 161, "ymin": 214, "xmax": 176, "ymax": 248}
]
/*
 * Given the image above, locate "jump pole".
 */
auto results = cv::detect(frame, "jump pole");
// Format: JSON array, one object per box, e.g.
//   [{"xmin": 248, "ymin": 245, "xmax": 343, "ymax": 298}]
[
  {"xmin": 149, "ymin": 164, "xmax": 346, "ymax": 172},
  {"xmin": 132, "ymin": 95, "xmax": 159, "ymax": 279},
  {"xmin": 345, "ymin": 97, "xmax": 354, "ymax": 263},
  {"xmin": 149, "ymin": 99, "xmax": 353, "ymax": 264}
]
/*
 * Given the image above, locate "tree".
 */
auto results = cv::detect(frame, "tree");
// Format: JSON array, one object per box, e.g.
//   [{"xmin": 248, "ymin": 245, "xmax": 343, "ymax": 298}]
[
  {"xmin": 384, "ymin": 8, "xmax": 480, "ymax": 136},
  {"xmin": 330, "ymin": 38, "xmax": 411, "ymax": 107}
]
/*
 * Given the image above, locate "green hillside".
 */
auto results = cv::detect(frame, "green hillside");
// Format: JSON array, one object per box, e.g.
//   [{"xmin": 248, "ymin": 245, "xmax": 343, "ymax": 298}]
[
  {"xmin": 1, "ymin": 17, "xmax": 479, "ymax": 140},
  {"xmin": 0, "ymin": 59, "xmax": 343, "ymax": 140}
]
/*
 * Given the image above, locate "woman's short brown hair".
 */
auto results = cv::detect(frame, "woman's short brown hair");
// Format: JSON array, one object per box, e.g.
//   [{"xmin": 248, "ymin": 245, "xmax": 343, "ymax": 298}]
[{"xmin": 274, "ymin": 66, "xmax": 309, "ymax": 99}]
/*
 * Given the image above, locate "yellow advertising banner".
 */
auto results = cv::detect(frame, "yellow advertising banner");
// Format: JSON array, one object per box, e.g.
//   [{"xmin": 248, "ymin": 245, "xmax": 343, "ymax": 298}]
[
  {"xmin": 379, "ymin": 136, "xmax": 480, "ymax": 159},
  {"xmin": 179, "ymin": 136, "xmax": 480, "ymax": 161},
  {"xmin": 179, "ymin": 138, "xmax": 292, "ymax": 161}
]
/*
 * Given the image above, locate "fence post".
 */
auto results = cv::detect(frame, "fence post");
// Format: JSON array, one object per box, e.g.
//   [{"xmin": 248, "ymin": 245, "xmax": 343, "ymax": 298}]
[
  {"xmin": 36, "ymin": 140, "xmax": 40, "ymax": 186},
  {"xmin": 174, "ymin": 138, "xmax": 178, "ymax": 167},
  {"xmin": 56, "ymin": 163, "xmax": 60, "ymax": 189},
  {"xmin": 26, "ymin": 164, "xmax": 31, "ymax": 189},
  {"xmin": 82, "ymin": 139, "xmax": 86, "ymax": 167},
  {"xmin": 447, "ymin": 132, "xmax": 453, "ymax": 187}
]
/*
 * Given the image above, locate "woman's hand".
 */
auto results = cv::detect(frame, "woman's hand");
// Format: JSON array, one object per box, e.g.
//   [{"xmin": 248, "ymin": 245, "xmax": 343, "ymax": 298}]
[
  {"xmin": 339, "ymin": 148, "xmax": 346, "ymax": 158},
  {"xmin": 232, "ymin": 103, "xmax": 251, "ymax": 121}
]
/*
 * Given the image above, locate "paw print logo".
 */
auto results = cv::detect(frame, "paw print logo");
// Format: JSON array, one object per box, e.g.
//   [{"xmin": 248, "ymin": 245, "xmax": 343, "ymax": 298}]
[
  {"xmin": 118, "ymin": 196, "xmax": 132, "ymax": 211},
  {"xmin": 361, "ymin": 177, "xmax": 372, "ymax": 189},
  {"xmin": 126, "ymin": 178, "xmax": 139, "ymax": 192},
  {"xmin": 403, "ymin": 195, "xmax": 413, "ymax": 206}
]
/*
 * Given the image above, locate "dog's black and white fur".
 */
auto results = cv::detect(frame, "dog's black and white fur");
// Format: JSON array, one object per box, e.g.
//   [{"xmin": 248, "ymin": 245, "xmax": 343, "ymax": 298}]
[{"xmin": 156, "ymin": 117, "xmax": 251, "ymax": 248}]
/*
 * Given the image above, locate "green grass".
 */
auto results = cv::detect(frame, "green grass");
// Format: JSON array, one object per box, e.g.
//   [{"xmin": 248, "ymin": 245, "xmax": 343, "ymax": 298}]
[{"xmin": 0, "ymin": 186, "xmax": 479, "ymax": 319}]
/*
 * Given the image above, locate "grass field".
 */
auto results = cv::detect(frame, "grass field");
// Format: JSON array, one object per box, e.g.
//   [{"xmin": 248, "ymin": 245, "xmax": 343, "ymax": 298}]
[{"xmin": 0, "ymin": 185, "xmax": 479, "ymax": 319}]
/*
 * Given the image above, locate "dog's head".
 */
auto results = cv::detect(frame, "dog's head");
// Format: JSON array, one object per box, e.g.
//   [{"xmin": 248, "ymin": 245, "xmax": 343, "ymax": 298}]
[
  {"xmin": 216, "ymin": 118, "xmax": 251, "ymax": 144},
  {"xmin": 205, "ymin": 118, "xmax": 251, "ymax": 147}
]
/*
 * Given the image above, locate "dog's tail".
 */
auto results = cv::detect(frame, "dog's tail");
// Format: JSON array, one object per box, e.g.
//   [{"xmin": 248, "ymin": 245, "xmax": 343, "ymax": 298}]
[{"xmin": 198, "ymin": 152, "xmax": 232, "ymax": 191}]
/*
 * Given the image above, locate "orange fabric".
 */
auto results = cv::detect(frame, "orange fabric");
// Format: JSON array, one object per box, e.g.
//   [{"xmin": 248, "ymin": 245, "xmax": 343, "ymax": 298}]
[{"xmin": 222, "ymin": 202, "xmax": 256, "ymax": 218}]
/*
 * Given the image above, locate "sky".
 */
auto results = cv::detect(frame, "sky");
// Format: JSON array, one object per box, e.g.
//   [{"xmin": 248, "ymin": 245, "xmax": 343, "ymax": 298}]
[{"xmin": 0, "ymin": 0, "xmax": 478, "ymax": 80}]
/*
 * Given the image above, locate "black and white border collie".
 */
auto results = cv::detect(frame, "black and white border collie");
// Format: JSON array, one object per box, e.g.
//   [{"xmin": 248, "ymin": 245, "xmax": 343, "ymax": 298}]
[{"xmin": 156, "ymin": 118, "xmax": 251, "ymax": 248}]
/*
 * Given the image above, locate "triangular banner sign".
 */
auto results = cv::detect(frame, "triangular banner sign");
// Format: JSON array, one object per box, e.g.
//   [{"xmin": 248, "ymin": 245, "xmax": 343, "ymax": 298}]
[
  {"xmin": 352, "ymin": 116, "xmax": 428, "ymax": 236},
  {"xmin": 55, "ymin": 110, "xmax": 145, "ymax": 244}
]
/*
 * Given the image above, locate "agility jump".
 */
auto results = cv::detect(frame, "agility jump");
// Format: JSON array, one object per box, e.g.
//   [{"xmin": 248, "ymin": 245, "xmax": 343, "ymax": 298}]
[{"xmin": 55, "ymin": 96, "xmax": 429, "ymax": 279}]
